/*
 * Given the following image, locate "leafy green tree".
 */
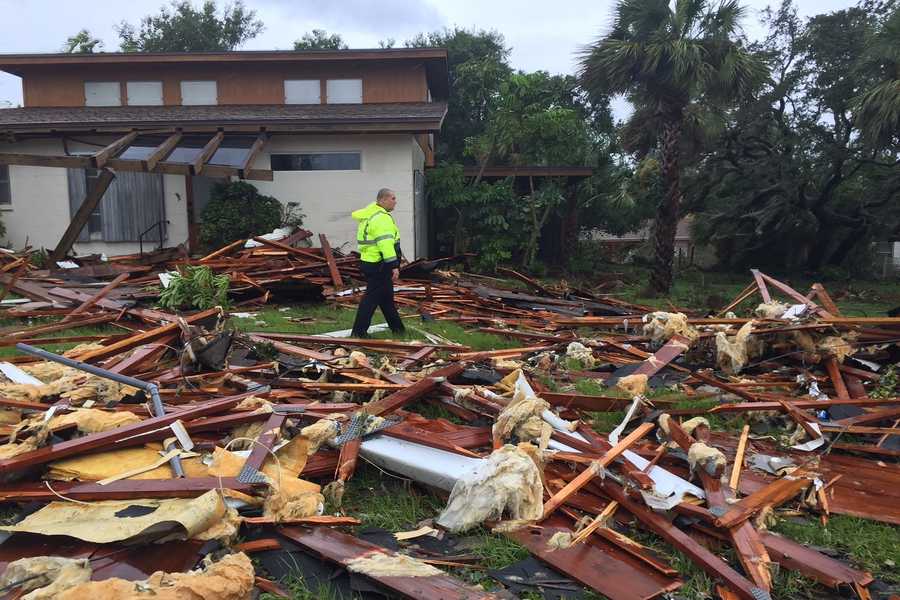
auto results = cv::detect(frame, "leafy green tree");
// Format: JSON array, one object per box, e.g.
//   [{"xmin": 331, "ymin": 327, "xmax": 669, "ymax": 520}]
[
  {"xmin": 689, "ymin": 1, "xmax": 900, "ymax": 273},
  {"xmin": 579, "ymin": 0, "xmax": 767, "ymax": 294},
  {"xmin": 426, "ymin": 163, "xmax": 525, "ymax": 270},
  {"xmin": 293, "ymin": 29, "xmax": 347, "ymax": 50},
  {"xmin": 117, "ymin": 1, "xmax": 263, "ymax": 52},
  {"xmin": 406, "ymin": 28, "xmax": 512, "ymax": 162},
  {"xmin": 200, "ymin": 181, "xmax": 285, "ymax": 249},
  {"xmin": 63, "ymin": 29, "xmax": 103, "ymax": 53}
]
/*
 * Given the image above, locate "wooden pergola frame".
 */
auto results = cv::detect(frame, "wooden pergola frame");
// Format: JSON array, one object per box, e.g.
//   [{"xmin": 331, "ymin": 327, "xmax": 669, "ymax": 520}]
[{"xmin": 0, "ymin": 127, "xmax": 272, "ymax": 262}]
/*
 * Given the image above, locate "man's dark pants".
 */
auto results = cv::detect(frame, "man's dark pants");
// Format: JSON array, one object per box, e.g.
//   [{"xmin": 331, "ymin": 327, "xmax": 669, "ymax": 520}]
[{"xmin": 351, "ymin": 261, "xmax": 405, "ymax": 337}]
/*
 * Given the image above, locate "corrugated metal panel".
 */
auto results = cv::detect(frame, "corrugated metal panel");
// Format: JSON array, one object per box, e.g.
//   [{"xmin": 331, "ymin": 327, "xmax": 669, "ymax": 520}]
[
  {"xmin": 68, "ymin": 169, "xmax": 165, "ymax": 243},
  {"xmin": 66, "ymin": 168, "xmax": 90, "ymax": 242},
  {"xmin": 102, "ymin": 171, "xmax": 165, "ymax": 242}
]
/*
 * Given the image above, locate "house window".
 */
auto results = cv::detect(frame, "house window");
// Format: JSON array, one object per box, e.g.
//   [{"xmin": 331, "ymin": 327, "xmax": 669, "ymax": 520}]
[
  {"xmin": 84, "ymin": 82, "xmax": 121, "ymax": 107},
  {"xmin": 84, "ymin": 168, "xmax": 104, "ymax": 237},
  {"xmin": 270, "ymin": 152, "xmax": 361, "ymax": 171},
  {"xmin": 0, "ymin": 165, "xmax": 10, "ymax": 205},
  {"xmin": 181, "ymin": 81, "xmax": 217, "ymax": 105},
  {"xmin": 126, "ymin": 81, "xmax": 163, "ymax": 106},
  {"xmin": 326, "ymin": 79, "xmax": 362, "ymax": 104},
  {"xmin": 284, "ymin": 80, "xmax": 321, "ymax": 104}
]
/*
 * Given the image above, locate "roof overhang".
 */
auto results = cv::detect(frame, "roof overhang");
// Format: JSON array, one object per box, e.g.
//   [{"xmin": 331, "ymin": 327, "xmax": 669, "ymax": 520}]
[{"xmin": 0, "ymin": 102, "xmax": 448, "ymax": 137}]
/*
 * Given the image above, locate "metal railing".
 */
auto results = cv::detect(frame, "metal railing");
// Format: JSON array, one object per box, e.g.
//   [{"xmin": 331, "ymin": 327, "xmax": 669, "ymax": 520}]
[{"xmin": 139, "ymin": 219, "xmax": 169, "ymax": 255}]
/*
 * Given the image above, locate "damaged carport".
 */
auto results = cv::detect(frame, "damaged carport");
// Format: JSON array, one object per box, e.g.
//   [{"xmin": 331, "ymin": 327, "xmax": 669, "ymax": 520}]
[{"xmin": 0, "ymin": 123, "xmax": 272, "ymax": 262}]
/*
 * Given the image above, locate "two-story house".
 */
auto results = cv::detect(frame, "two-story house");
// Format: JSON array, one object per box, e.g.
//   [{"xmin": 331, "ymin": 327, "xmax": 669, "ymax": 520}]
[{"xmin": 0, "ymin": 49, "xmax": 448, "ymax": 260}]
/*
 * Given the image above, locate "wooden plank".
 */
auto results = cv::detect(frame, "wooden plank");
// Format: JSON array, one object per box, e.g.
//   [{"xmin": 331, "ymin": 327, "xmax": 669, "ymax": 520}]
[
  {"xmin": 199, "ymin": 239, "xmax": 244, "ymax": 262},
  {"xmin": 245, "ymin": 334, "xmax": 334, "ymax": 363},
  {"xmin": 319, "ymin": 233, "xmax": 344, "ymax": 288},
  {"xmin": 61, "ymin": 272, "xmax": 129, "ymax": 321},
  {"xmin": 506, "ymin": 514, "xmax": 683, "ymax": 600},
  {"xmin": 666, "ymin": 419, "xmax": 773, "ymax": 592},
  {"xmin": 50, "ymin": 168, "xmax": 116, "ymax": 262},
  {"xmin": 0, "ymin": 153, "xmax": 92, "ymax": 169},
  {"xmin": 540, "ymin": 422, "xmax": 654, "ymax": 520},
  {"xmin": 240, "ymin": 132, "xmax": 268, "ymax": 178},
  {"xmin": 251, "ymin": 236, "xmax": 325, "ymax": 262},
  {"xmin": 631, "ymin": 334, "xmax": 692, "ymax": 377},
  {"xmin": 92, "ymin": 131, "xmax": 139, "ymax": 168},
  {"xmin": 0, "ymin": 477, "xmax": 255, "ymax": 501},
  {"xmin": 730, "ymin": 424, "xmax": 750, "ymax": 492},
  {"xmin": 278, "ymin": 526, "xmax": 497, "ymax": 600},
  {"xmin": 191, "ymin": 131, "xmax": 224, "ymax": 175},
  {"xmin": 716, "ymin": 476, "xmax": 813, "ymax": 529},
  {"xmin": 72, "ymin": 308, "xmax": 220, "ymax": 363},
  {"xmin": 145, "ymin": 131, "xmax": 183, "ymax": 171},
  {"xmin": 750, "ymin": 269, "xmax": 772, "ymax": 303},
  {"xmin": 363, "ymin": 362, "xmax": 466, "ymax": 417},
  {"xmin": 826, "ymin": 357, "xmax": 850, "ymax": 400},
  {"xmin": 597, "ymin": 478, "xmax": 766, "ymax": 600}
]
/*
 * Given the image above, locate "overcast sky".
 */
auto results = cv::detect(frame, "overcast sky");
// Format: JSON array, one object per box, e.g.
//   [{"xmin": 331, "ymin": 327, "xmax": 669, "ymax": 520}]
[{"xmin": 0, "ymin": 0, "xmax": 856, "ymax": 116}]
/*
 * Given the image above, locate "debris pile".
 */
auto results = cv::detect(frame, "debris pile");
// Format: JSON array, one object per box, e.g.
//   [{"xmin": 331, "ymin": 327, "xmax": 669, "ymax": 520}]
[{"xmin": 0, "ymin": 237, "xmax": 897, "ymax": 600}]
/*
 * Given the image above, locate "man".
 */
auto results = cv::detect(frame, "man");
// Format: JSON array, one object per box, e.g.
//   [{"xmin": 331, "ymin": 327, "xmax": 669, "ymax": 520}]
[{"xmin": 350, "ymin": 188, "xmax": 406, "ymax": 338}]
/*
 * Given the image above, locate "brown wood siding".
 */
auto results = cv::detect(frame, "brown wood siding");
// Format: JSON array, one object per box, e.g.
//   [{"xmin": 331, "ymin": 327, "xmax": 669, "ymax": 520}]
[{"xmin": 20, "ymin": 60, "xmax": 429, "ymax": 107}]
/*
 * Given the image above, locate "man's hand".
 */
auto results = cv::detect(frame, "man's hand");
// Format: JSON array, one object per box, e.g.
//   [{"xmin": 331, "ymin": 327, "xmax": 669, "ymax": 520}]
[{"xmin": 392, "ymin": 268, "xmax": 400, "ymax": 283}]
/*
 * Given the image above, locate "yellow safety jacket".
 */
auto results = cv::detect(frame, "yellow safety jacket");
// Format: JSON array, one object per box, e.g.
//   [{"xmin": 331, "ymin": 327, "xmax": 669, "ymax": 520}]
[{"xmin": 352, "ymin": 202, "xmax": 400, "ymax": 266}]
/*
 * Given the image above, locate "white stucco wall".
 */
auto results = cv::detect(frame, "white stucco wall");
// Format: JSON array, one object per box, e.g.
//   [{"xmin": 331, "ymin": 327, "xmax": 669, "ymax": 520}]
[
  {"xmin": 1, "ymin": 133, "xmax": 421, "ymax": 259},
  {"xmin": 250, "ymin": 134, "xmax": 420, "ymax": 259}
]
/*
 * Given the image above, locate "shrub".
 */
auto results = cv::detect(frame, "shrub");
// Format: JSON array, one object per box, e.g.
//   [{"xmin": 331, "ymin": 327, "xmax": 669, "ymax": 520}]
[
  {"xmin": 199, "ymin": 181, "xmax": 296, "ymax": 249},
  {"xmin": 159, "ymin": 265, "xmax": 230, "ymax": 310}
]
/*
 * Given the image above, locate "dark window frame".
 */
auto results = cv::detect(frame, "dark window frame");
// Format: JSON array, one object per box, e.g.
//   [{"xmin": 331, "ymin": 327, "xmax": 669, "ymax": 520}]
[
  {"xmin": 0, "ymin": 165, "xmax": 10, "ymax": 205},
  {"xmin": 270, "ymin": 152, "xmax": 362, "ymax": 172}
]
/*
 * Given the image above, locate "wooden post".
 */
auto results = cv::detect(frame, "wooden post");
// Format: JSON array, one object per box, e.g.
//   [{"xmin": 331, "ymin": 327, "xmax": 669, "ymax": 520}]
[{"xmin": 50, "ymin": 168, "xmax": 116, "ymax": 263}]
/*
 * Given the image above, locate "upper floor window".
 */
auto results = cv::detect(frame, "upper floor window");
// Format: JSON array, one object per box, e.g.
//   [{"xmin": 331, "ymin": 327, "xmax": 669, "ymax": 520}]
[
  {"xmin": 326, "ymin": 79, "xmax": 362, "ymax": 104},
  {"xmin": 284, "ymin": 80, "xmax": 321, "ymax": 104},
  {"xmin": 0, "ymin": 165, "xmax": 10, "ymax": 205},
  {"xmin": 181, "ymin": 81, "xmax": 218, "ymax": 106},
  {"xmin": 126, "ymin": 81, "xmax": 163, "ymax": 106},
  {"xmin": 270, "ymin": 152, "xmax": 361, "ymax": 171},
  {"xmin": 85, "ymin": 82, "xmax": 121, "ymax": 107}
]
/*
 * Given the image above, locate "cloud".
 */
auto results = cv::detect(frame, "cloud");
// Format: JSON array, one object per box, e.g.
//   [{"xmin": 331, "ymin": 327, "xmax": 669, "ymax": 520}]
[{"xmin": 253, "ymin": 0, "xmax": 445, "ymax": 35}]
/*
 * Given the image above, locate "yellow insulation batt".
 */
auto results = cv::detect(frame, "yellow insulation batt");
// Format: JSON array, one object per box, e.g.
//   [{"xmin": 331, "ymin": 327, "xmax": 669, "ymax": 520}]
[
  {"xmin": 0, "ymin": 489, "xmax": 227, "ymax": 544},
  {"xmin": 754, "ymin": 301, "xmax": 790, "ymax": 319},
  {"xmin": 0, "ymin": 556, "xmax": 91, "ymax": 600},
  {"xmin": 687, "ymin": 441, "xmax": 727, "ymax": 476},
  {"xmin": 715, "ymin": 320, "xmax": 756, "ymax": 373},
  {"xmin": 55, "ymin": 552, "xmax": 255, "ymax": 600},
  {"xmin": 642, "ymin": 312, "xmax": 700, "ymax": 345},
  {"xmin": 616, "ymin": 373, "xmax": 648, "ymax": 397},
  {"xmin": 346, "ymin": 551, "xmax": 444, "ymax": 578},
  {"xmin": 436, "ymin": 444, "xmax": 544, "ymax": 532}
]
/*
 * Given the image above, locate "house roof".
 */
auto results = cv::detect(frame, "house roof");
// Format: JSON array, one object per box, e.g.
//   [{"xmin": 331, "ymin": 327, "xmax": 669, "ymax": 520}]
[
  {"xmin": 0, "ymin": 102, "xmax": 448, "ymax": 135},
  {"xmin": 0, "ymin": 48, "xmax": 450, "ymax": 98}
]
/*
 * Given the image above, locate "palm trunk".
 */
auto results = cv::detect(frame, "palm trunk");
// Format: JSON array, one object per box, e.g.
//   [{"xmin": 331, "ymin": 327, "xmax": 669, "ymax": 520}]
[{"xmin": 648, "ymin": 120, "xmax": 683, "ymax": 296}]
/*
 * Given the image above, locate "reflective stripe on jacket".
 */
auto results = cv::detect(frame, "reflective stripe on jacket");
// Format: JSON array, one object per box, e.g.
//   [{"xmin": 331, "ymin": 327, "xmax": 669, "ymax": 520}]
[{"xmin": 351, "ymin": 202, "xmax": 400, "ymax": 266}]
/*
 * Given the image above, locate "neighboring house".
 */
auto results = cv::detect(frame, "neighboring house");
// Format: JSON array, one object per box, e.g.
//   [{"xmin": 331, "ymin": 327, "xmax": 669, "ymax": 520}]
[
  {"xmin": 0, "ymin": 49, "xmax": 448, "ymax": 259},
  {"xmin": 593, "ymin": 217, "xmax": 695, "ymax": 256}
]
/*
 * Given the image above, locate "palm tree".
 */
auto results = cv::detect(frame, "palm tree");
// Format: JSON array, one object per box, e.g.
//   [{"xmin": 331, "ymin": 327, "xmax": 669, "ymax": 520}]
[
  {"xmin": 854, "ymin": 6, "xmax": 900, "ymax": 148},
  {"xmin": 579, "ymin": 0, "xmax": 766, "ymax": 294}
]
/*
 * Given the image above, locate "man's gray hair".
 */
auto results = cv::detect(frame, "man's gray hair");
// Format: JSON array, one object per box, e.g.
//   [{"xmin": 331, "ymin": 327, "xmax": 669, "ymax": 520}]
[{"xmin": 376, "ymin": 188, "xmax": 395, "ymax": 200}]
